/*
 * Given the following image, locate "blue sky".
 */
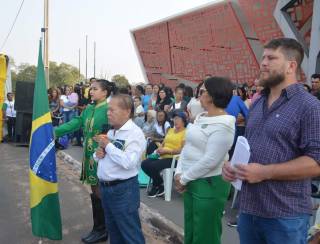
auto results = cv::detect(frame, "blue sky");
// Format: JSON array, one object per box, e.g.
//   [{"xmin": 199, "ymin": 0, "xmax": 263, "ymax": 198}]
[{"xmin": 0, "ymin": 0, "xmax": 220, "ymax": 84}]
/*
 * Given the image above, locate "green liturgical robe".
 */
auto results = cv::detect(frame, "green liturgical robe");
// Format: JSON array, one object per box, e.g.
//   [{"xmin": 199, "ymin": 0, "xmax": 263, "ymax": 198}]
[{"xmin": 55, "ymin": 100, "xmax": 108, "ymax": 185}]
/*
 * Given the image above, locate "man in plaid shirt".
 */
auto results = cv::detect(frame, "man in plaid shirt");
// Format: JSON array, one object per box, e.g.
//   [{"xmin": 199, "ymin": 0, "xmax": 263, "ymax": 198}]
[{"xmin": 223, "ymin": 38, "xmax": 320, "ymax": 244}]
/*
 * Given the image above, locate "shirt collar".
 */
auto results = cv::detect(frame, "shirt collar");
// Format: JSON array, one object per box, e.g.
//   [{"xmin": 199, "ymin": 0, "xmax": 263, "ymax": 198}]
[
  {"xmin": 261, "ymin": 83, "xmax": 302, "ymax": 100},
  {"xmin": 281, "ymin": 83, "xmax": 302, "ymax": 99},
  {"xmin": 117, "ymin": 119, "xmax": 134, "ymax": 131}
]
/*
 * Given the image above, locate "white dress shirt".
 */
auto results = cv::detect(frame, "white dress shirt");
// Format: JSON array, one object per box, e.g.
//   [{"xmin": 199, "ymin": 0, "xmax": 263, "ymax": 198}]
[{"xmin": 95, "ymin": 119, "xmax": 146, "ymax": 181}]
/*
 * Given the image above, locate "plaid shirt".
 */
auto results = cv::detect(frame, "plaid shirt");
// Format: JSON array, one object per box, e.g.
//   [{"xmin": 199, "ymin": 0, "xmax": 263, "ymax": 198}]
[{"xmin": 239, "ymin": 83, "xmax": 320, "ymax": 218}]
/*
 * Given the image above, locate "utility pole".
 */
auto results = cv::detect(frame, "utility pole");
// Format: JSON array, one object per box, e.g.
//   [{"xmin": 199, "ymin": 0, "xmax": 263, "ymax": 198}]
[
  {"xmin": 93, "ymin": 41, "xmax": 96, "ymax": 77},
  {"xmin": 85, "ymin": 35, "xmax": 88, "ymax": 81},
  {"xmin": 44, "ymin": 0, "xmax": 49, "ymax": 88},
  {"xmin": 78, "ymin": 48, "xmax": 81, "ymax": 82}
]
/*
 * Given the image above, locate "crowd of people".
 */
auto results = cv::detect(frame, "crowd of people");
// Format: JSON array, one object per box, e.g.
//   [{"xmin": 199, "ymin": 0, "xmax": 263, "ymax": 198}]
[{"xmin": 2, "ymin": 37, "xmax": 320, "ymax": 244}]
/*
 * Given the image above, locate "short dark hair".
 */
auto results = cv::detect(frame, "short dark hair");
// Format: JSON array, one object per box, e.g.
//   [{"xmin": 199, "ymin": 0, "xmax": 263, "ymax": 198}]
[
  {"xmin": 184, "ymin": 86, "xmax": 193, "ymax": 98},
  {"xmin": 175, "ymin": 86, "xmax": 184, "ymax": 93},
  {"xmin": 177, "ymin": 83, "xmax": 186, "ymax": 89},
  {"xmin": 311, "ymin": 73, "xmax": 320, "ymax": 79},
  {"xmin": 264, "ymin": 38, "xmax": 304, "ymax": 71},
  {"xmin": 156, "ymin": 110, "xmax": 169, "ymax": 134},
  {"xmin": 195, "ymin": 81, "xmax": 204, "ymax": 98},
  {"xmin": 204, "ymin": 76, "xmax": 233, "ymax": 109},
  {"xmin": 112, "ymin": 94, "xmax": 134, "ymax": 118},
  {"xmin": 136, "ymin": 85, "xmax": 145, "ymax": 95},
  {"xmin": 134, "ymin": 96, "xmax": 141, "ymax": 101}
]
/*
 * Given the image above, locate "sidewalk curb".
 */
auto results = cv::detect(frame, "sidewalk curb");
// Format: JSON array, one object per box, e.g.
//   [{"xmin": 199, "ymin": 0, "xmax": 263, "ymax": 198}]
[{"xmin": 56, "ymin": 150, "xmax": 184, "ymax": 244}]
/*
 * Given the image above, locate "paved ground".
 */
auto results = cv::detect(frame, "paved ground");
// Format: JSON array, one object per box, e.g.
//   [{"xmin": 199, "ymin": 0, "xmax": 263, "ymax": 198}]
[
  {"xmin": 0, "ymin": 143, "xmax": 171, "ymax": 244},
  {"xmin": 0, "ymin": 143, "xmax": 92, "ymax": 244},
  {"xmin": 64, "ymin": 145, "xmax": 240, "ymax": 244}
]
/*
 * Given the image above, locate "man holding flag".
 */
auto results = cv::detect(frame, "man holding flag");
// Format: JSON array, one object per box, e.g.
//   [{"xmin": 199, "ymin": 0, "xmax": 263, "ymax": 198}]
[{"xmin": 29, "ymin": 40, "xmax": 62, "ymax": 240}]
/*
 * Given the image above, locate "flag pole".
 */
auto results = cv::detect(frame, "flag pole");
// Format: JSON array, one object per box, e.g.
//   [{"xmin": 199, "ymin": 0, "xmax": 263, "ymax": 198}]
[
  {"xmin": 85, "ymin": 35, "xmax": 88, "ymax": 81},
  {"xmin": 44, "ymin": 0, "xmax": 49, "ymax": 88}
]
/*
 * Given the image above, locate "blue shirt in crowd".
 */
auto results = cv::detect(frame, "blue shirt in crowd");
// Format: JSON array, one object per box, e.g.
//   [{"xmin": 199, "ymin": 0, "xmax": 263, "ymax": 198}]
[
  {"xmin": 142, "ymin": 94, "xmax": 151, "ymax": 112},
  {"xmin": 226, "ymin": 96, "xmax": 249, "ymax": 119}
]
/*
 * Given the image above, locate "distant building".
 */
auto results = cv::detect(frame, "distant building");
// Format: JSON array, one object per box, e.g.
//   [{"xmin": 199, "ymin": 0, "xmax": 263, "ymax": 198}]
[{"xmin": 131, "ymin": 0, "xmax": 320, "ymax": 87}]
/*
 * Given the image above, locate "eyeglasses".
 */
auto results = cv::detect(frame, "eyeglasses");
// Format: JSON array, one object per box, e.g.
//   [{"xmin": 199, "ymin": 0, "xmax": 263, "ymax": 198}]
[{"xmin": 199, "ymin": 88, "xmax": 207, "ymax": 96}]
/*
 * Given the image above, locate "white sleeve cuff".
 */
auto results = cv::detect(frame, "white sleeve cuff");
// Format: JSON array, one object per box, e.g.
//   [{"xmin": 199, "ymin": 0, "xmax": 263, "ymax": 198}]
[
  {"xmin": 93, "ymin": 152, "xmax": 98, "ymax": 161},
  {"xmin": 105, "ymin": 142, "xmax": 115, "ymax": 154},
  {"xmin": 180, "ymin": 175, "xmax": 188, "ymax": 185}
]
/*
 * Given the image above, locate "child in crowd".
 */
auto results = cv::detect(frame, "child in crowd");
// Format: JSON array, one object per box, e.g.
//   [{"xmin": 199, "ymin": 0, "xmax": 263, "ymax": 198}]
[{"xmin": 133, "ymin": 96, "xmax": 145, "ymax": 128}]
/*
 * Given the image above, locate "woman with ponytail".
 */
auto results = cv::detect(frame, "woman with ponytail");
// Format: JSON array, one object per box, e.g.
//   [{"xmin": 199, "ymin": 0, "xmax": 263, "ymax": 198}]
[{"xmin": 55, "ymin": 79, "xmax": 111, "ymax": 243}]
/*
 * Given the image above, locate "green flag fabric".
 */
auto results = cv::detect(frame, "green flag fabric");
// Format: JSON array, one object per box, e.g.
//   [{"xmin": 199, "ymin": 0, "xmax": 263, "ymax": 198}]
[{"xmin": 29, "ymin": 40, "xmax": 62, "ymax": 240}]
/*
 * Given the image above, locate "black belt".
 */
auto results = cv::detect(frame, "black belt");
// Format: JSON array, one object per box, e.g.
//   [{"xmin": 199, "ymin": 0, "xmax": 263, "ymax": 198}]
[{"xmin": 100, "ymin": 176, "xmax": 136, "ymax": 187}]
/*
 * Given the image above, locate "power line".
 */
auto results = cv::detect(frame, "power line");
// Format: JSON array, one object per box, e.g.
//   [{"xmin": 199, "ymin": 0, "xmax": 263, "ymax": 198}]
[{"xmin": 0, "ymin": 0, "xmax": 26, "ymax": 52}]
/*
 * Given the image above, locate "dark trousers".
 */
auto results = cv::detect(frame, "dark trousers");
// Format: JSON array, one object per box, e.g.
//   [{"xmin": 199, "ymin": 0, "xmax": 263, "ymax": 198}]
[
  {"xmin": 6, "ymin": 116, "xmax": 16, "ymax": 139},
  {"xmin": 99, "ymin": 176, "xmax": 145, "ymax": 244},
  {"xmin": 141, "ymin": 158, "xmax": 174, "ymax": 187},
  {"xmin": 146, "ymin": 141, "xmax": 158, "ymax": 155}
]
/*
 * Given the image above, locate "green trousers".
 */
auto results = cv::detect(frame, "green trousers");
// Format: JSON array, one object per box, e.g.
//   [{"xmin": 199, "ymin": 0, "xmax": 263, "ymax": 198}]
[{"xmin": 183, "ymin": 175, "xmax": 231, "ymax": 244}]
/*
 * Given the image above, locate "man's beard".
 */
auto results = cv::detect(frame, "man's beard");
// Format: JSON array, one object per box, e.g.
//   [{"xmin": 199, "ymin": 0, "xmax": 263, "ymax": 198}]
[{"xmin": 259, "ymin": 70, "xmax": 285, "ymax": 88}]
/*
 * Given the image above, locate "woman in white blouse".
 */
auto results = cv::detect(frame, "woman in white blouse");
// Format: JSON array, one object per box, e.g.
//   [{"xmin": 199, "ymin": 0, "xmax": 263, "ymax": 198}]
[{"xmin": 175, "ymin": 76, "xmax": 235, "ymax": 244}]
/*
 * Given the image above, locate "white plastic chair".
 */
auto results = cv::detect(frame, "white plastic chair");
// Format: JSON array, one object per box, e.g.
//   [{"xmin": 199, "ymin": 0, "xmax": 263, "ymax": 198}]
[{"xmin": 162, "ymin": 154, "xmax": 180, "ymax": 202}]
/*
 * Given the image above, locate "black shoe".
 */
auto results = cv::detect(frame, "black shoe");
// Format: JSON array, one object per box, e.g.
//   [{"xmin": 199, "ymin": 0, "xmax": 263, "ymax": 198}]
[
  {"xmin": 147, "ymin": 186, "xmax": 159, "ymax": 198},
  {"xmin": 227, "ymin": 220, "xmax": 237, "ymax": 227},
  {"xmin": 81, "ymin": 194, "xmax": 108, "ymax": 243},
  {"xmin": 156, "ymin": 185, "xmax": 165, "ymax": 197},
  {"xmin": 82, "ymin": 228, "xmax": 108, "ymax": 243},
  {"xmin": 81, "ymin": 230, "xmax": 94, "ymax": 242}
]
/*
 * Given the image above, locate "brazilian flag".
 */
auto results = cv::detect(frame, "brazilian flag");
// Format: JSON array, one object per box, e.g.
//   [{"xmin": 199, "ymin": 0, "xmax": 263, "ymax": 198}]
[{"xmin": 29, "ymin": 41, "xmax": 62, "ymax": 240}]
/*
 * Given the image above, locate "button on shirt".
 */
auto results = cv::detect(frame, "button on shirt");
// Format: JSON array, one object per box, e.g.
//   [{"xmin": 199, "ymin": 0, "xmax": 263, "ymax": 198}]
[
  {"xmin": 96, "ymin": 119, "xmax": 146, "ymax": 181},
  {"xmin": 239, "ymin": 84, "xmax": 320, "ymax": 218}
]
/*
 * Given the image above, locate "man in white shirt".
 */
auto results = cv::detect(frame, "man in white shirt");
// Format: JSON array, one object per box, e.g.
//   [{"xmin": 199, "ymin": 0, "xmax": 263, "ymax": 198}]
[
  {"xmin": 170, "ymin": 87, "xmax": 187, "ymax": 112},
  {"xmin": 2, "ymin": 92, "xmax": 16, "ymax": 141},
  {"xmin": 94, "ymin": 94, "xmax": 146, "ymax": 244}
]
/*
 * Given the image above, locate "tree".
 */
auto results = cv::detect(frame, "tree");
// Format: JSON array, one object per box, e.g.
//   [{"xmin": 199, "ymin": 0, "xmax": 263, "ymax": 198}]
[
  {"xmin": 11, "ymin": 63, "xmax": 37, "ymax": 87},
  {"xmin": 49, "ymin": 61, "xmax": 84, "ymax": 87},
  {"xmin": 11, "ymin": 61, "xmax": 84, "ymax": 90},
  {"xmin": 111, "ymin": 74, "xmax": 129, "ymax": 88}
]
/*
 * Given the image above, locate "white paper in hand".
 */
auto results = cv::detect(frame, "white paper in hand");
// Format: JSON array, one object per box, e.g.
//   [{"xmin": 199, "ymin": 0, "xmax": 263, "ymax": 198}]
[{"xmin": 230, "ymin": 136, "xmax": 251, "ymax": 190}]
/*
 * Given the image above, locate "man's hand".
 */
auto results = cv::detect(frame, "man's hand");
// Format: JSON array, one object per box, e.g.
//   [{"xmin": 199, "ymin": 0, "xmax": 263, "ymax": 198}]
[
  {"xmin": 174, "ymin": 174, "xmax": 186, "ymax": 193},
  {"xmin": 222, "ymin": 161, "xmax": 237, "ymax": 182},
  {"xmin": 94, "ymin": 134, "xmax": 110, "ymax": 149},
  {"xmin": 95, "ymin": 147, "xmax": 106, "ymax": 159},
  {"xmin": 234, "ymin": 163, "xmax": 270, "ymax": 183}
]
